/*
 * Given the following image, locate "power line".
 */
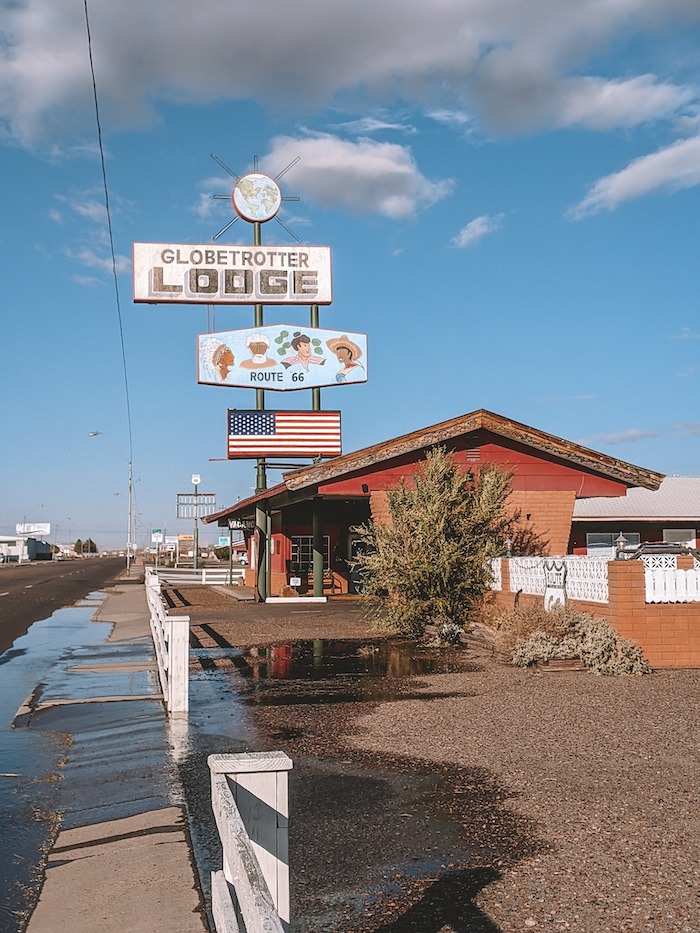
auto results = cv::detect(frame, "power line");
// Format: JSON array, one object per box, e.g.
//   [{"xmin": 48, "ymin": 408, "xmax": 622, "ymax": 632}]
[{"xmin": 82, "ymin": 0, "xmax": 134, "ymax": 463}]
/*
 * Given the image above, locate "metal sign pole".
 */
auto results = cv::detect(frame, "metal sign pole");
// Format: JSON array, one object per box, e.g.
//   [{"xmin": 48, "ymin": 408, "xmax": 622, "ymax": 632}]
[
  {"xmin": 253, "ymin": 218, "xmax": 269, "ymax": 601},
  {"xmin": 193, "ymin": 476, "xmax": 200, "ymax": 571}
]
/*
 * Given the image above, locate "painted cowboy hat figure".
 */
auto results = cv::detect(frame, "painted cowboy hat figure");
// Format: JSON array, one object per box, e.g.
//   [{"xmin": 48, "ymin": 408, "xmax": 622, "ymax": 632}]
[{"xmin": 326, "ymin": 335, "xmax": 364, "ymax": 383}]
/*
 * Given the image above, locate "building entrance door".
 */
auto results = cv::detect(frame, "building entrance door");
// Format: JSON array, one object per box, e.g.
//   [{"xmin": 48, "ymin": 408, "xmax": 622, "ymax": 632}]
[{"xmin": 347, "ymin": 534, "xmax": 367, "ymax": 594}]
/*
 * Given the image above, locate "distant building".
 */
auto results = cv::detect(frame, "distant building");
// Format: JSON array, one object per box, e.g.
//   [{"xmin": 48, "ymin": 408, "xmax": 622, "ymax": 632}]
[
  {"xmin": 0, "ymin": 535, "xmax": 52, "ymax": 562},
  {"xmin": 571, "ymin": 476, "xmax": 700, "ymax": 555}
]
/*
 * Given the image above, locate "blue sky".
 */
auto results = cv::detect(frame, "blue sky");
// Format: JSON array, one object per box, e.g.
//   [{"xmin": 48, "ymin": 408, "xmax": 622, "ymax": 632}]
[{"xmin": 2, "ymin": 0, "xmax": 700, "ymax": 550}]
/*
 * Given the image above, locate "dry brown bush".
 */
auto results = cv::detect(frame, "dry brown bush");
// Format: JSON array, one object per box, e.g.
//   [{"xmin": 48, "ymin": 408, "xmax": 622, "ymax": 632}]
[{"xmin": 490, "ymin": 603, "xmax": 585, "ymax": 656}]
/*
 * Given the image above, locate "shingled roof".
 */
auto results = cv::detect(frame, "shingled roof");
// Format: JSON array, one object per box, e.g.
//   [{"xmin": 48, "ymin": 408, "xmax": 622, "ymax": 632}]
[
  {"xmin": 204, "ymin": 408, "xmax": 664, "ymax": 524},
  {"xmin": 573, "ymin": 476, "xmax": 700, "ymax": 520}
]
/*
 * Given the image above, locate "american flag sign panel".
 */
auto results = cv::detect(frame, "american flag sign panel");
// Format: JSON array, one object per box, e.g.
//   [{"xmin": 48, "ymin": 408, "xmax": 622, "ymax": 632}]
[{"xmin": 227, "ymin": 410, "xmax": 342, "ymax": 458}]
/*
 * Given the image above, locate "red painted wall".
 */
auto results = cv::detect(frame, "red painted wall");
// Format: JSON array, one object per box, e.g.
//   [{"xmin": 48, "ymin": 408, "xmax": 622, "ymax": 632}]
[{"xmin": 318, "ymin": 431, "xmax": 628, "ymax": 499}]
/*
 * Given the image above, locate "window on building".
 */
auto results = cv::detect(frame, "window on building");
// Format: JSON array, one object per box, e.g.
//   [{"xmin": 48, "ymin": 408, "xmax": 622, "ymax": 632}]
[
  {"xmin": 586, "ymin": 532, "xmax": 641, "ymax": 552},
  {"xmin": 662, "ymin": 529, "xmax": 696, "ymax": 547},
  {"xmin": 290, "ymin": 535, "xmax": 330, "ymax": 571}
]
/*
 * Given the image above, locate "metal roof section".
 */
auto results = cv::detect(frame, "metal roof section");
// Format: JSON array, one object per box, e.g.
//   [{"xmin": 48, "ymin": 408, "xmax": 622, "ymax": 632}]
[
  {"xmin": 573, "ymin": 476, "xmax": 700, "ymax": 520},
  {"xmin": 205, "ymin": 409, "xmax": 665, "ymax": 525}
]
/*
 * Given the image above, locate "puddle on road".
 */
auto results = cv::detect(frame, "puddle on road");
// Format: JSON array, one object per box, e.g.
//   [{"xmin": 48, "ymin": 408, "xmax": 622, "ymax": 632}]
[{"xmin": 217, "ymin": 638, "xmax": 480, "ymax": 706}]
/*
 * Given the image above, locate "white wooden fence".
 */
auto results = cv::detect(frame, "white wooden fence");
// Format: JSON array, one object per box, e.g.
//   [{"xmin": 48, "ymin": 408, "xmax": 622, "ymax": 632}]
[
  {"xmin": 209, "ymin": 752, "xmax": 293, "ymax": 933},
  {"xmin": 157, "ymin": 567, "xmax": 246, "ymax": 586},
  {"xmin": 645, "ymin": 568, "xmax": 700, "ymax": 603},
  {"xmin": 145, "ymin": 568, "xmax": 190, "ymax": 713}
]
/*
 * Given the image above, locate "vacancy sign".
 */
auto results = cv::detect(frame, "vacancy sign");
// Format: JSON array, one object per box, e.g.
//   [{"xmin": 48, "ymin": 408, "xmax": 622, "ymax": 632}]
[{"xmin": 133, "ymin": 243, "xmax": 332, "ymax": 305}]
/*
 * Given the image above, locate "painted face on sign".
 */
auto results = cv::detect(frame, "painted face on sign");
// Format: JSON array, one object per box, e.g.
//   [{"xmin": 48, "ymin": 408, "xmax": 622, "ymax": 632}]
[{"xmin": 212, "ymin": 344, "xmax": 234, "ymax": 379}]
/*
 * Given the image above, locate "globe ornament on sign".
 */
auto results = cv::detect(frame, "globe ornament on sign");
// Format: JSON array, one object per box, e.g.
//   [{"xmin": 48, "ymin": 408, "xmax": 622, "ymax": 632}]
[{"xmin": 232, "ymin": 173, "xmax": 283, "ymax": 223}]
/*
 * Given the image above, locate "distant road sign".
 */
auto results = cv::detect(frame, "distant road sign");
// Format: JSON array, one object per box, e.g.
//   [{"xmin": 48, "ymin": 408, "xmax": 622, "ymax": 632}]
[{"xmin": 176, "ymin": 493, "xmax": 216, "ymax": 519}]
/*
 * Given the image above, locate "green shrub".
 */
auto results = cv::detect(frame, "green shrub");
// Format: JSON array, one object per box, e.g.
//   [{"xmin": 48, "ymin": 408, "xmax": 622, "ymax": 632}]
[
  {"xmin": 351, "ymin": 447, "xmax": 517, "ymax": 636},
  {"xmin": 495, "ymin": 604, "xmax": 651, "ymax": 675}
]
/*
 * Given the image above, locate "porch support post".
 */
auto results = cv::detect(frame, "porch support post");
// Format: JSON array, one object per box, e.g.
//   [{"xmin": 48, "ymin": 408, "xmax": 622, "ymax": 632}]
[
  {"xmin": 312, "ymin": 497, "xmax": 324, "ymax": 598},
  {"xmin": 256, "ymin": 505, "xmax": 267, "ymax": 603},
  {"xmin": 266, "ymin": 510, "xmax": 273, "ymax": 600}
]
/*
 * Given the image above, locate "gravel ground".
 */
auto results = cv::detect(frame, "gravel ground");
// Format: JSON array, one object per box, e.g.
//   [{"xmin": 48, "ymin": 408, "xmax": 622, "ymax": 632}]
[
  {"xmin": 175, "ymin": 585, "xmax": 700, "ymax": 932},
  {"xmin": 349, "ymin": 667, "xmax": 700, "ymax": 933}
]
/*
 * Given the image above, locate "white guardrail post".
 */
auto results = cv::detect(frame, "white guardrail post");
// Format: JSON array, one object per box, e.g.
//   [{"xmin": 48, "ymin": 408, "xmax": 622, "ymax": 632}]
[
  {"xmin": 166, "ymin": 613, "xmax": 190, "ymax": 713},
  {"xmin": 209, "ymin": 752, "xmax": 293, "ymax": 933},
  {"xmin": 145, "ymin": 568, "xmax": 190, "ymax": 714}
]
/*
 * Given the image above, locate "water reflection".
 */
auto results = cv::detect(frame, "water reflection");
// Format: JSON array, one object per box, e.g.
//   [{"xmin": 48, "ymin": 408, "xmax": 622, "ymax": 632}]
[
  {"xmin": 238, "ymin": 639, "xmax": 470, "ymax": 681},
  {"xmin": 222, "ymin": 639, "xmax": 479, "ymax": 707}
]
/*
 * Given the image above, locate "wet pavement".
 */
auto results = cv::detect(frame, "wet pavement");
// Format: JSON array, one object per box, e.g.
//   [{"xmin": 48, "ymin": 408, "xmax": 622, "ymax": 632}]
[
  {"xmin": 0, "ymin": 595, "xmax": 112, "ymax": 930},
  {"xmin": 0, "ymin": 584, "xmax": 202, "ymax": 933}
]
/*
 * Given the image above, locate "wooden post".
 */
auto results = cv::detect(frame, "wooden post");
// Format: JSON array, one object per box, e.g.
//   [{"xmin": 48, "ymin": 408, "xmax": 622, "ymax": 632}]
[
  {"xmin": 167, "ymin": 615, "xmax": 190, "ymax": 713},
  {"xmin": 209, "ymin": 751, "xmax": 293, "ymax": 928},
  {"xmin": 312, "ymin": 498, "xmax": 323, "ymax": 599}
]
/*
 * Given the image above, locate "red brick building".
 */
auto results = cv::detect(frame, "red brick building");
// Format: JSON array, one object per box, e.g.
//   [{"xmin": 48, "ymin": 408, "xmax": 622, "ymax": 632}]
[{"xmin": 205, "ymin": 409, "xmax": 663, "ymax": 598}]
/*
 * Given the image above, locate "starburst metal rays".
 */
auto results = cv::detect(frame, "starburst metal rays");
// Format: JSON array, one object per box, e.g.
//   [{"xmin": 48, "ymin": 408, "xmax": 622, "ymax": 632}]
[{"xmin": 210, "ymin": 153, "xmax": 302, "ymax": 242}]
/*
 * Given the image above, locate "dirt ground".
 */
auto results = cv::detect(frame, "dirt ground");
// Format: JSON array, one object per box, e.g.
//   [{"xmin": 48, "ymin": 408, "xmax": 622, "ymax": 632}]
[{"xmin": 172, "ymin": 585, "xmax": 700, "ymax": 933}]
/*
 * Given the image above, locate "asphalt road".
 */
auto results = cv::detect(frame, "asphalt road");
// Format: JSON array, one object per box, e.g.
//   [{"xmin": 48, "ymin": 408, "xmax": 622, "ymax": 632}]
[{"xmin": 0, "ymin": 557, "xmax": 126, "ymax": 654}]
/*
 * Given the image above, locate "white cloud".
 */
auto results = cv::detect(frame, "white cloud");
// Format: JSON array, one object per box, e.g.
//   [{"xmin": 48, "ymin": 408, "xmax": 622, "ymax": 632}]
[
  {"xmin": 72, "ymin": 273, "xmax": 103, "ymax": 287},
  {"xmin": 554, "ymin": 75, "xmax": 692, "ymax": 131},
  {"xmin": 596, "ymin": 428, "xmax": 661, "ymax": 445},
  {"xmin": 333, "ymin": 116, "xmax": 416, "ymax": 135},
  {"xmin": 68, "ymin": 248, "xmax": 131, "ymax": 275},
  {"xmin": 570, "ymin": 135, "xmax": 700, "ymax": 217},
  {"xmin": 191, "ymin": 175, "xmax": 229, "ymax": 221},
  {"xmin": 261, "ymin": 134, "xmax": 452, "ymax": 219},
  {"xmin": 452, "ymin": 213, "xmax": 504, "ymax": 248},
  {"xmin": 1, "ymin": 0, "xmax": 698, "ymax": 148},
  {"xmin": 427, "ymin": 109, "xmax": 472, "ymax": 128},
  {"xmin": 675, "ymin": 422, "xmax": 700, "ymax": 437},
  {"xmin": 671, "ymin": 327, "xmax": 700, "ymax": 340},
  {"xmin": 68, "ymin": 197, "xmax": 108, "ymax": 224}
]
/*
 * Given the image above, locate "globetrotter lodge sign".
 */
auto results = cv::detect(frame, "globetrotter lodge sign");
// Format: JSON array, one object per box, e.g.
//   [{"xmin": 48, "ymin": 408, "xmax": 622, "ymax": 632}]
[{"xmin": 132, "ymin": 243, "xmax": 332, "ymax": 305}]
